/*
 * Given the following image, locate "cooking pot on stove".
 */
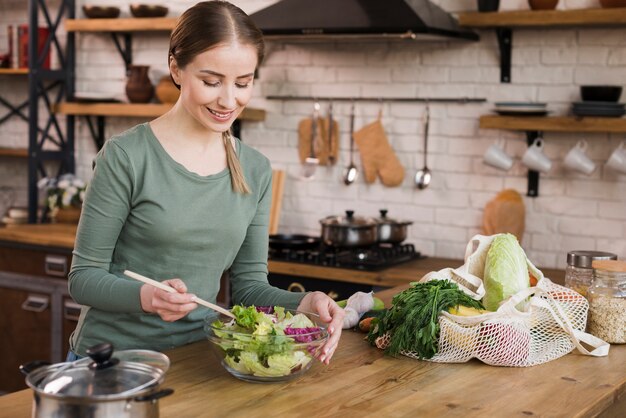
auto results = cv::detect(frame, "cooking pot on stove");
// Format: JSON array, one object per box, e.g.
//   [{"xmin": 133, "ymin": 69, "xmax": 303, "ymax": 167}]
[
  {"xmin": 320, "ymin": 210, "xmax": 378, "ymax": 247},
  {"xmin": 20, "ymin": 342, "xmax": 173, "ymax": 418},
  {"xmin": 374, "ymin": 209, "xmax": 413, "ymax": 244},
  {"xmin": 269, "ymin": 234, "xmax": 321, "ymax": 250}
]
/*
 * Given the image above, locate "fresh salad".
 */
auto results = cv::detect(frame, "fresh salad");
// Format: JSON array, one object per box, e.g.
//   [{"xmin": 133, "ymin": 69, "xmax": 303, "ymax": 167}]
[{"xmin": 209, "ymin": 305, "xmax": 326, "ymax": 378}]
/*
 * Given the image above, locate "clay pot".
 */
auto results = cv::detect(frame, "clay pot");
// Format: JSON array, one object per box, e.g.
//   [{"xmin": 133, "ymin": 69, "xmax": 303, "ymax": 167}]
[
  {"xmin": 528, "ymin": 0, "xmax": 559, "ymax": 10},
  {"xmin": 155, "ymin": 76, "xmax": 180, "ymax": 104},
  {"xmin": 125, "ymin": 65, "xmax": 154, "ymax": 103},
  {"xmin": 599, "ymin": 0, "xmax": 626, "ymax": 7}
]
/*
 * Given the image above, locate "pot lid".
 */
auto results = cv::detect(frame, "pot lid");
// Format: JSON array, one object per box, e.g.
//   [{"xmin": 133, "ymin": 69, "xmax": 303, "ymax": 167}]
[
  {"xmin": 374, "ymin": 209, "xmax": 413, "ymax": 226},
  {"xmin": 320, "ymin": 210, "xmax": 377, "ymax": 228},
  {"xmin": 35, "ymin": 343, "xmax": 169, "ymax": 398}
]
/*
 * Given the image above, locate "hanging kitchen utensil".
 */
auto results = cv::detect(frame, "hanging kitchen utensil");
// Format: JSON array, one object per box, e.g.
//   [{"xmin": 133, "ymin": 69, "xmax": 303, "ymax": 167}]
[
  {"xmin": 301, "ymin": 102, "xmax": 321, "ymax": 180},
  {"xmin": 328, "ymin": 101, "xmax": 336, "ymax": 165},
  {"xmin": 414, "ymin": 104, "xmax": 432, "ymax": 189},
  {"xmin": 343, "ymin": 102, "xmax": 358, "ymax": 185}
]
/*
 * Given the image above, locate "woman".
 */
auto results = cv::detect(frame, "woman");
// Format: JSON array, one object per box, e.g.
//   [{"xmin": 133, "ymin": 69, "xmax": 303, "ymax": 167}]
[{"xmin": 68, "ymin": 1, "xmax": 344, "ymax": 365}]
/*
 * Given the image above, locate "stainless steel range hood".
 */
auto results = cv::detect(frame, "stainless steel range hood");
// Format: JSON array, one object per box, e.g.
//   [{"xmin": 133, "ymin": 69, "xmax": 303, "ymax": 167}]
[{"xmin": 249, "ymin": 0, "xmax": 478, "ymax": 42}]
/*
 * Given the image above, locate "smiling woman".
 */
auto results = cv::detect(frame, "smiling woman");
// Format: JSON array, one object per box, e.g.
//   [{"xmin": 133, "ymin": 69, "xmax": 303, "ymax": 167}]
[{"xmin": 67, "ymin": 1, "xmax": 344, "ymax": 367}]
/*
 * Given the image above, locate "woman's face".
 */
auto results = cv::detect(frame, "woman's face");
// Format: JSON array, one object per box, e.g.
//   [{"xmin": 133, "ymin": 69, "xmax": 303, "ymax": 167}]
[{"xmin": 171, "ymin": 42, "xmax": 257, "ymax": 133}]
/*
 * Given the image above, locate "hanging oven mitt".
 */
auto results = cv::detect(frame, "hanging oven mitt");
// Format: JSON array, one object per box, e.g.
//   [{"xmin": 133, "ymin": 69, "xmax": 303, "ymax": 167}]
[
  {"xmin": 353, "ymin": 118, "xmax": 405, "ymax": 186},
  {"xmin": 482, "ymin": 189, "xmax": 526, "ymax": 244}
]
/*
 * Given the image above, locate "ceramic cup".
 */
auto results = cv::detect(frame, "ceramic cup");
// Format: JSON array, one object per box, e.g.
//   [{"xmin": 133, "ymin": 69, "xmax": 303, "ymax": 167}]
[
  {"xmin": 522, "ymin": 138, "xmax": 552, "ymax": 173},
  {"xmin": 564, "ymin": 140, "xmax": 596, "ymax": 175},
  {"xmin": 606, "ymin": 142, "xmax": 626, "ymax": 174},
  {"xmin": 483, "ymin": 140, "xmax": 513, "ymax": 171}
]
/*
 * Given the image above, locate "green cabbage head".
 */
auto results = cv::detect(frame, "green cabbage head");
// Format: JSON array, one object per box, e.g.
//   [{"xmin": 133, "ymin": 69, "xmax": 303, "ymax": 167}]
[{"xmin": 483, "ymin": 234, "xmax": 530, "ymax": 311}]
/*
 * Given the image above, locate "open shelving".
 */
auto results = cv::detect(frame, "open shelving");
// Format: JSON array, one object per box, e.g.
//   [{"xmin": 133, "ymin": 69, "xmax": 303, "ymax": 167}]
[{"xmin": 458, "ymin": 8, "xmax": 626, "ymax": 83}]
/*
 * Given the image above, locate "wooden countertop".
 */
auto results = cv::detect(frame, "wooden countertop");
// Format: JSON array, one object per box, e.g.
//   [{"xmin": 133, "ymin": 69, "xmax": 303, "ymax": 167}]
[
  {"xmin": 0, "ymin": 225, "xmax": 565, "ymax": 285},
  {"xmin": 0, "ymin": 224, "xmax": 77, "ymax": 249},
  {"xmin": 0, "ymin": 285, "xmax": 623, "ymax": 418}
]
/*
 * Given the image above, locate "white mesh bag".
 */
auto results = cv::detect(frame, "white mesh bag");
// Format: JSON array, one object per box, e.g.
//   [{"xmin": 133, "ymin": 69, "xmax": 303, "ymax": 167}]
[{"xmin": 375, "ymin": 234, "xmax": 609, "ymax": 367}]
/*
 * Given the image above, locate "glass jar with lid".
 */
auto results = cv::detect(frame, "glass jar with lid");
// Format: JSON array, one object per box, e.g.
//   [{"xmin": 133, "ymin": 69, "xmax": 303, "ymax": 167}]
[
  {"xmin": 587, "ymin": 260, "xmax": 626, "ymax": 344},
  {"xmin": 564, "ymin": 251, "xmax": 617, "ymax": 297}
]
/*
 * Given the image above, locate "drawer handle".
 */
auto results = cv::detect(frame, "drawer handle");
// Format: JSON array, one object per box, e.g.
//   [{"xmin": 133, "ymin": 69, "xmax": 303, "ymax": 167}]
[
  {"xmin": 21, "ymin": 295, "xmax": 49, "ymax": 313},
  {"xmin": 64, "ymin": 300, "xmax": 82, "ymax": 321},
  {"xmin": 45, "ymin": 255, "xmax": 68, "ymax": 277}
]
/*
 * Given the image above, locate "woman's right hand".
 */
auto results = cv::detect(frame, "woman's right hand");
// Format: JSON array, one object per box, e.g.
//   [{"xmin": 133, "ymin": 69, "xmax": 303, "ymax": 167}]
[{"xmin": 140, "ymin": 278, "xmax": 198, "ymax": 322}]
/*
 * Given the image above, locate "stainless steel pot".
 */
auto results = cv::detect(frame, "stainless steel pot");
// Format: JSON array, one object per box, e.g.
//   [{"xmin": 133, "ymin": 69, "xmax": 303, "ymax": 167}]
[
  {"xmin": 375, "ymin": 209, "xmax": 413, "ymax": 244},
  {"xmin": 20, "ymin": 343, "xmax": 173, "ymax": 418},
  {"xmin": 320, "ymin": 210, "xmax": 378, "ymax": 247}
]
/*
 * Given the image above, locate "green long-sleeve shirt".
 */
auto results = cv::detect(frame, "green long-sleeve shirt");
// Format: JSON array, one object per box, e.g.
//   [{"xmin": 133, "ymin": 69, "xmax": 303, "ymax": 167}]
[{"xmin": 69, "ymin": 123, "xmax": 304, "ymax": 355}]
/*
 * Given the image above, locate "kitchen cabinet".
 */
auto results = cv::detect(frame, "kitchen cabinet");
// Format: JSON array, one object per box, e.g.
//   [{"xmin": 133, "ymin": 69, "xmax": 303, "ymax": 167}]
[
  {"xmin": 458, "ymin": 8, "xmax": 626, "ymax": 83},
  {"xmin": 0, "ymin": 226, "xmax": 75, "ymax": 394}
]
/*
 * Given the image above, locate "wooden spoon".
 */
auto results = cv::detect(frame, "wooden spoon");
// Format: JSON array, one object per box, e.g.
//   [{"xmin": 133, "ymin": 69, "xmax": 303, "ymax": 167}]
[{"xmin": 124, "ymin": 270, "xmax": 235, "ymax": 319}]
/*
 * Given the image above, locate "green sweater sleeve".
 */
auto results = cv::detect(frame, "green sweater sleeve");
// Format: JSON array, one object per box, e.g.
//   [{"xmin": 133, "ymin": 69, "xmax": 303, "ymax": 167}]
[
  {"xmin": 229, "ymin": 165, "xmax": 305, "ymax": 310},
  {"xmin": 68, "ymin": 139, "xmax": 144, "ymax": 312}
]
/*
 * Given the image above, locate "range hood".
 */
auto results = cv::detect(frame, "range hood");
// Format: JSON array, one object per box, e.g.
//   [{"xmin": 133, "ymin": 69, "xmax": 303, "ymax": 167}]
[{"xmin": 250, "ymin": 0, "xmax": 478, "ymax": 42}]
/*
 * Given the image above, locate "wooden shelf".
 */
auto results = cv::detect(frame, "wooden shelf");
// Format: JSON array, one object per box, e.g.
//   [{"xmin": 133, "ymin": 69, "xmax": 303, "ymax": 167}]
[
  {"xmin": 0, "ymin": 68, "xmax": 28, "ymax": 75},
  {"xmin": 480, "ymin": 115, "xmax": 626, "ymax": 133},
  {"xmin": 0, "ymin": 148, "xmax": 28, "ymax": 158},
  {"xmin": 53, "ymin": 102, "xmax": 266, "ymax": 122},
  {"xmin": 66, "ymin": 17, "xmax": 177, "ymax": 32},
  {"xmin": 459, "ymin": 8, "xmax": 626, "ymax": 28}
]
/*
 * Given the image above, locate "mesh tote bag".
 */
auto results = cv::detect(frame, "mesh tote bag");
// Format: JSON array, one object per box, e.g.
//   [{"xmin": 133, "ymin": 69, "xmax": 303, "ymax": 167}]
[{"xmin": 375, "ymin": 234, "xmax": 609, "ymax": 367}]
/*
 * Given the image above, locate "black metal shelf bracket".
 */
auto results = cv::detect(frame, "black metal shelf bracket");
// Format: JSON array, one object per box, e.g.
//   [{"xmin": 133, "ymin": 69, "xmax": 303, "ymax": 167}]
[
  {"xmin": 526, "ymin": 130, "xmax": 542, "ymax": 198},
  {"xmin": 84, "ymin": 115, "xmax": 106, "ymax": 150},
  {"xmin": 110, "ymin": 33, "xmax": 133, "ymax": 70},
  {"xmin": 496, "ymin": 28, "xmax": 512, "ymax": 83}
]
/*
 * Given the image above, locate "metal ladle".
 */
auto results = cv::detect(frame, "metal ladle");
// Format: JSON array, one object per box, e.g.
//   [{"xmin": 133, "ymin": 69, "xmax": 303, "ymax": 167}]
[
  {"xmin": 343, "ymin": 102, "xmax": 358, "ymax": 185},
  {"xmin": 414, "ymin": 105, "xmax": 431, "ymax": 189}
]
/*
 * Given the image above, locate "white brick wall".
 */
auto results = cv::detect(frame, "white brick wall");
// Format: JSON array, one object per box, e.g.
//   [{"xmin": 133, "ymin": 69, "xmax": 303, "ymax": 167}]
[{"xmin": 0, "ymin": 0, "xmax": 625, "ymax": 269}]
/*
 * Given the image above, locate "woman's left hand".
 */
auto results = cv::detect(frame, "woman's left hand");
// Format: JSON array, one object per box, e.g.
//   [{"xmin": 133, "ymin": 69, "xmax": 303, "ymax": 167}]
[{"xmin": 297, "ymin": 291, "xmax": 345, "ymax": 365}]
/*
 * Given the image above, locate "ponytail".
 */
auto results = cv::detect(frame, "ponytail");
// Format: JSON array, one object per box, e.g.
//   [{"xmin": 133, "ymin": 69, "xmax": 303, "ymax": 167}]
[{"xmin": 222, "ymin": 131, "xmax": 251, "ymax": 194}]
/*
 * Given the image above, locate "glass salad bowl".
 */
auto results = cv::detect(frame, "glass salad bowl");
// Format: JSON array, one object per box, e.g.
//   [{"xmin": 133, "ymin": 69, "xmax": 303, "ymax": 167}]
[{"xmin": 204, "ymin": 307, "xmax": 328, "ymax": 383}]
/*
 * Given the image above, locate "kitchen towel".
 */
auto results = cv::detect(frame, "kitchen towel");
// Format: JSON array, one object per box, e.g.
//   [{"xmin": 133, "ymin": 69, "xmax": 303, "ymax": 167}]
[{"xmin": 353, "ymin": 118, "xmax": 404, "ymax": 187}]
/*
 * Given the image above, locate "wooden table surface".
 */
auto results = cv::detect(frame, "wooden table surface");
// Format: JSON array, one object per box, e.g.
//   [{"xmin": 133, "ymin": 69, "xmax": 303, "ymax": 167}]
[{"xmin": 1, "ymin": 286, "xmax": 623, "ymax": 418}]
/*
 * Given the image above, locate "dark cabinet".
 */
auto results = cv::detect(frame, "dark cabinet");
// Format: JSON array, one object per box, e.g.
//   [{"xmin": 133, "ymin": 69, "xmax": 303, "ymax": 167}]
[{"xmin": 0, "ymin": 242, "xmax": 75, "ymax": 394}]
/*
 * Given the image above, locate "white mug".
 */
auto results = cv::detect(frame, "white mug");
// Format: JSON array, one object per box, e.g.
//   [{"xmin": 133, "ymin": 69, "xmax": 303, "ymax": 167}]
[
  {"xmin": 483, "ymin": 139, "xmax": 513, "ymax": 171},
  {"xmin": 564, "ymin": 140, "xmax": 596, "ymax": 175},
  {"xmin": 606, "ymin": 142, "xmax": 626, "ymax": 174},
  {"xmin": 522, "ymin": 138, "xmax": 552, "ymax": 173}
]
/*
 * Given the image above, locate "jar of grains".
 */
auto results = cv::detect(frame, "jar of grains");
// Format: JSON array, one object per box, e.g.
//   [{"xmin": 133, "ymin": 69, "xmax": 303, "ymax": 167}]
[
  {"xmin": 565, "ymin": 251, "xmax": 617, "ymax": 297},
  {"xmin": 587, "ymin": 260, "xmax": 626, "ymax": 344}
]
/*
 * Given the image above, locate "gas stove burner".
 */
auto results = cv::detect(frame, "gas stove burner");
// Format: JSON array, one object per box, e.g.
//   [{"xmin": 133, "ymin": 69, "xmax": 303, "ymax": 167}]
[{"xmin": 269, "ymin": 242, "xmax": 422, "ymax": 271}]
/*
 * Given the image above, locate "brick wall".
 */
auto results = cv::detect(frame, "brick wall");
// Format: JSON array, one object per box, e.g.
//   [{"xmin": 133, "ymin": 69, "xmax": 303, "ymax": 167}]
[{"xmin": 0, "ymin": 0, "xmax": 624, "ymax": 268}]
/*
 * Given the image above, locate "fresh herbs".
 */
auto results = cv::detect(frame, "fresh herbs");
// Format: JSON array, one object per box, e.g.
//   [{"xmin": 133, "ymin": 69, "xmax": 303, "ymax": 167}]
[{"xmin": 367, "ymin": 280, "xmax": 484, "ymax": 359}]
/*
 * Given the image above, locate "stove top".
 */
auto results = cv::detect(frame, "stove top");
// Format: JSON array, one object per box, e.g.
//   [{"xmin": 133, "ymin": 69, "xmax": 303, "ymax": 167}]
[{"xmin": 268, "ymin": 242, "xmax": 421, "ymax": 271}]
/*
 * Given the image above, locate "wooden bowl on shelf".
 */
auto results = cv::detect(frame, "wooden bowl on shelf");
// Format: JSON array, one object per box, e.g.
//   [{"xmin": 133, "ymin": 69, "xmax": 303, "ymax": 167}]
[
  {"xmin": 599, "ymin": 0, "xmax": 626, "ymax": 7},
  {"xmin": 82, "ymin": 5, "xmax": 121, "ymax": 19},
  {"xmin": 130, "ymin": 4, "xmax": 169, "ymax": 18},
  {"xmin": 528, "ymin": 0, "xmax": 559, "ymax": 10}
]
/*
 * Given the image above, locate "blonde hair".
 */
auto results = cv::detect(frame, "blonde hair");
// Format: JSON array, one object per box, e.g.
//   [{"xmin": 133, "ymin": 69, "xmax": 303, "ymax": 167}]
[
  {"xmin": 170, "ymin": 1, "xmax": 264, "ymax": 194},
  {"xmin": 222, "ymin": 130, "xmax": 251, "ymax": 194}
]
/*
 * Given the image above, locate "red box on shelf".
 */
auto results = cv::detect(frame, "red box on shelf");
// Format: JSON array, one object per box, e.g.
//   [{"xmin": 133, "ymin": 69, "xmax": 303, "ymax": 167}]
[{"xmin": 17, "ymin": 25, "xmax": 51, "ymax": 69}]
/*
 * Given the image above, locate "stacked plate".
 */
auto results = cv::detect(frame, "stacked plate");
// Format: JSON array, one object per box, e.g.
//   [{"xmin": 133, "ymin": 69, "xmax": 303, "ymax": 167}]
[
  {"xmin": 571, "ymin": 101, "xmax": 625, "ymax": 118},
  {"xmin": 493, "ymin": 102, "xmax": 549, "ymax": 116}
]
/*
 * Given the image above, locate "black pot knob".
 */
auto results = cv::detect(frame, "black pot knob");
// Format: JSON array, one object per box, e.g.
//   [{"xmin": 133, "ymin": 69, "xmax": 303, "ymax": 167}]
[
  {"xmin": 379, "ymin": 209, "xmax": 388, "ymax": 218},
  {"xmin": 345, "ymin": 210, "xmax": 354, "ymax": 219},
  {"xmin": 87, "ymin": 342, "xmax": 119, "ymax": 370}
]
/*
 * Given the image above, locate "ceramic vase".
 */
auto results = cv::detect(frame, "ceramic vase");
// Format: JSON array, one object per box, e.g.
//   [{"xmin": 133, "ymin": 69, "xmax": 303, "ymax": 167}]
[{"xmin": 125, "ymin": 65, "xmax": 154, "ymax": 103}]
